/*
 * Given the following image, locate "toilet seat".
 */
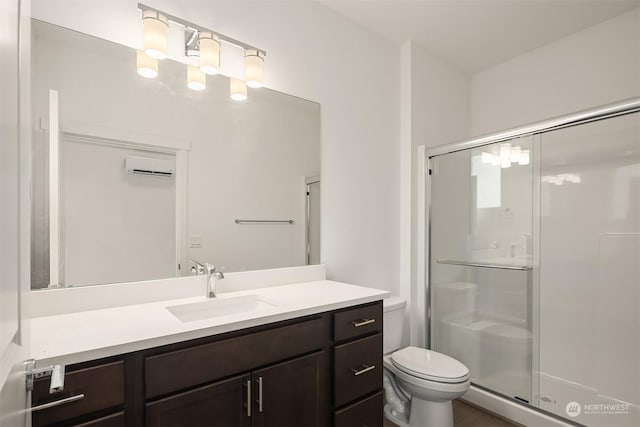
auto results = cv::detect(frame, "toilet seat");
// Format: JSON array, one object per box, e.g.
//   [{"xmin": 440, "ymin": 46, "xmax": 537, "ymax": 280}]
[{"xmin": 391, "ymin": 347, "xmax": 470, "ymax": 384}]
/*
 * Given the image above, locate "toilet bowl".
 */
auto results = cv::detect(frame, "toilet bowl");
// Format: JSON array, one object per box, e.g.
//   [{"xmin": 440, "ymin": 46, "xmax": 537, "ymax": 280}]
[{"xmin": 383, "ymin": 297, "xmax": 470, "ymax": 427}]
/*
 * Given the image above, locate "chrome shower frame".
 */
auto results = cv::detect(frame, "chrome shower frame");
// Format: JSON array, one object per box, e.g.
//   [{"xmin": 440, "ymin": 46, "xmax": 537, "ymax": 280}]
[{"xmin": 423, "ymin": 96, "xmax": 640, "ymax": 420}]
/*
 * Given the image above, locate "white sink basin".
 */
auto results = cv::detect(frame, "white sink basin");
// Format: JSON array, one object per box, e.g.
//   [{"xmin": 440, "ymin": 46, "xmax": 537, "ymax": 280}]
[{"xmin": 167, "ymin": 295, "xmax": 278, "ymax": 323}]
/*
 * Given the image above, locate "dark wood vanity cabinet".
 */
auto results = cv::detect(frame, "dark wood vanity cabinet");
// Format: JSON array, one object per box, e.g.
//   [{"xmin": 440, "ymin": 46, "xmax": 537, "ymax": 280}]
[
  {"xmin": 145, "ymin": 375, "xmax": 249, "ymax": 427},
  {"xmin": 332, "ymin": 302, "xmax": 384, "ymax": 427},
  {"xmin": 32, "ymin": 301, "xmax": 383, "ymax": 427},
  {"xmin": 251, "ymin": 351, "xmax": 325, "ymax": 427},
  {"xmin": 31, "ymin": 359, "xmax": 126, "ymax": 427},
  {"xmin": 144, "ymin": 350, "xmax": 326, "ymax": 427}
]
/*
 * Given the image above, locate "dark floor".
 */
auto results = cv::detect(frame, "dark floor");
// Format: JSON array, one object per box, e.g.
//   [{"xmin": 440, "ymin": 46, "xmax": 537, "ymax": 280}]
[
  {"xmin": 383, "ymin": 399, "xmax": 520, "ymax": 427},
  {"xmin": 451, "ymin": 400, "xmax": 520, "ymax": 427}
]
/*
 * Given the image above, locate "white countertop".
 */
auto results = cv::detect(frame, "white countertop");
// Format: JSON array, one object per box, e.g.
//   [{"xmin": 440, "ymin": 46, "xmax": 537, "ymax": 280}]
[{"xmin": 30, "ymin": 280, "xmax": 389, "ymax": 366}]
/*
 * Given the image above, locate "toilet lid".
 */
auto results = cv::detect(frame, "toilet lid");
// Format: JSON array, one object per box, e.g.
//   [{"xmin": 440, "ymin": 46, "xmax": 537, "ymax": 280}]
[{"xmin": 391, "ymin": 347, "xmax": 470, "ymax": 383}]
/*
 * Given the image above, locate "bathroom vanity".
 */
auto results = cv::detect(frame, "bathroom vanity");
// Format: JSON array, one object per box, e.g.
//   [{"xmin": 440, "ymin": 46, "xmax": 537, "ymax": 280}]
[{"xmin": 28, "ymin": 279, "xmax": 387, "ymax": 427}]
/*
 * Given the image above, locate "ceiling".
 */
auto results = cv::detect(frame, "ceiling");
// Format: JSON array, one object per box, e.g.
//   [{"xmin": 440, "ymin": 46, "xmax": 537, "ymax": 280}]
[{"xmin": 318, "ymin": 0, "xmax": 640, "ymax": 72}]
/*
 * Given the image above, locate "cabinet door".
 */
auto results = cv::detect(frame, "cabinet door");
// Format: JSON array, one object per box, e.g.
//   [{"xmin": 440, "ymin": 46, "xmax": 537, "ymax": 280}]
[
  {"xmin": 252, "ymin": 351, "xmax": 325, "ymax": 427},
  {"xmin": 145, "ymin": 374, "xmax": 250, "ymax": 427}
]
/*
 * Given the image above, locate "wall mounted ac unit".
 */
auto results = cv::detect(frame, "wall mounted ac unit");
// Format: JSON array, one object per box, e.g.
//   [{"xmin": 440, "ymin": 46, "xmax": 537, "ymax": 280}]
[{"xmin": 125, "ymin": 156, "xmax": 175, "ymax": 177}]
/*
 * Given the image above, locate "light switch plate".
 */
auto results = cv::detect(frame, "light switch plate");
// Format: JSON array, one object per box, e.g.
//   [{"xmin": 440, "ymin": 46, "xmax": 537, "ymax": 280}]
[{"xmin": 190, "ymin": 236, "xmax": 202, "ymax": 248}]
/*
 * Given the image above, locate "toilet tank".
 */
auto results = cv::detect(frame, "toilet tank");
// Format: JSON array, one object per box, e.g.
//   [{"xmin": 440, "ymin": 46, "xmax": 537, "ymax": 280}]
[{"xmin": 383, "ymin": 297, "xmax": 407, "ymax": 354}]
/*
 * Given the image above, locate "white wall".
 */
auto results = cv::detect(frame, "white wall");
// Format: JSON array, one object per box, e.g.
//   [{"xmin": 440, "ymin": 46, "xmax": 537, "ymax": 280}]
[
  {"xmin": 0, "ymin": 0, "xmax": 22, "ymax": 386},
  {"xmin": 0, "ymin": 0, "xmax": 31, "ymax": 423},
  {"xmin": 61, "ymin": 142, "xmax": 177, "ymax": 286},
  {"xmin": 32, "ymin": 0, "xmax": 401, "ymax": 294},
  {"xmin": 400, "ymin": 41, "xmax": 470, "ymax": 345},
  {"xmin": 471, "ymin": 8, "xmax": 640, "ymax": 135}
]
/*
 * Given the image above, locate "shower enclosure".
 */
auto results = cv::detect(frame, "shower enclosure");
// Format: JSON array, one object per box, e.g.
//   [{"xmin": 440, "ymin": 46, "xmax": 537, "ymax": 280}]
[{"xmin": 427, "ymin": 99, "xmax": 639, "ymax": 427}]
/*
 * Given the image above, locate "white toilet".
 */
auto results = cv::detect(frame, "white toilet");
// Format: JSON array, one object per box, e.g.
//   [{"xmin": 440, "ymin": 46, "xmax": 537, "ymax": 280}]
[{"xmin": 383, "ymin": 297, "xmax": 471, "ymax": 427}]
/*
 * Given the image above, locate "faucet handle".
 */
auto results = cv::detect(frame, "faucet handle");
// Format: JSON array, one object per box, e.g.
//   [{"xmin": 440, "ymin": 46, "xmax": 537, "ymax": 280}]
[{"xmin": 189, "ymin": 259, "xmax": 207, "ymax": 275}]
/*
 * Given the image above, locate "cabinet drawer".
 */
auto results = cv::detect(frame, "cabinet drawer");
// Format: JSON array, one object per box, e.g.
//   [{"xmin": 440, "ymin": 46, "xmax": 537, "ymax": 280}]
[
  {"xmin": 334, "ymin": 302, "xmax": 382, "ymax": 342},
  {"xmin": 334, "ymin": 333, "xmax": 382, "ymax": 407},
  {"xmin": 334, "ymin": 391, "xmax": 383, "ymax": 427},
  {"xmin": 32, "ymin": 361, "xmax": 125, "ymax": 427},
  {"xmin": 146, "ymin": 316, "xmax": 327, "ymax": 399},
  {"xmin": 72, "ymin": 411, "xmax": 125, "ymax": 427}
]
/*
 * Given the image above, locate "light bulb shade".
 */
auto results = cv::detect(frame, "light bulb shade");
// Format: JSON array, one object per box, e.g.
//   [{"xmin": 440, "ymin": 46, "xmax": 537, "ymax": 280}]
[
  {"xmin": 481, "ymin": 152, "xmax": 492, "ymax": 164},
  {"xmin": 198, "ymin": 32, "xmax": 220, "ymax": 75},
  {"xmin": 500, "ymin": 143, "xmax": 512, "ymax": 161},
  {"xmin": 136, "ymin": 50, "xmax": 158, "ymax": 78},
  {"xmin": 511, "ymin": 146, "xmax": 522, "ymax": 163},
  {"xmin": 142, "ymin": 10, "xmax": 169, "ymax": 60},
  {"xmin": 519, "ymin": 149, "xmax": 530, "ymax": 165},
  {"xmin": 244, "ymin": 50, "xmax": 264, "ymax": 88},
  {"xmin": 230, "ymin": 78, "xmax": 247, "ymax": 101},
  {"xmin": 187, "ymin": 65, "xmax": 206, "ymax": 91}
]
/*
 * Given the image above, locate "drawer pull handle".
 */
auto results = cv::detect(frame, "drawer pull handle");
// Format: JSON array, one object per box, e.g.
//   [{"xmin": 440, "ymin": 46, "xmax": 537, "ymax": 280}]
[
  {"xmin": 351, "ymin": 364, "xmax": 376, "ymax": 376},
  {"xmin": 31, "ymin": 394, "xmax": 85, "ymax": 412},
  {"xmin": 245, "ymin": 380, "xmax": 251, "ymax": 417},
  {"xmin": 257, "ymin": 376, "xmax": 263, "ymax": 413},
  {"xmin": 351, "ymin": 318, "xmax": 376, "ymax": 327}
]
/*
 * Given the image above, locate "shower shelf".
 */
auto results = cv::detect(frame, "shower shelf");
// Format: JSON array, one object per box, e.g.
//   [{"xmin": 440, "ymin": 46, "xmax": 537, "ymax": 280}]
[{"xmin": 436, "ymin": 259, "xmax": 532, "ymax": 271}]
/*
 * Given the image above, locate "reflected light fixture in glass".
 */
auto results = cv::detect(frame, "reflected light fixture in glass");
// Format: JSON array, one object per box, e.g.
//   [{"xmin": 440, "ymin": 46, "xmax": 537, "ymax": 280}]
[
  {"xmin": 230, "ymin": 78, "xmax": 248, "ymax": 100},
  {"xmin": 136, "ymin": 50, "xmax": 158, "ymax": 78},
  {"xmin": 187, "ymin": 65, "xmax": 206, "ymax": 91},
  {"xmin": 142, "ymin": 10, "xmax": 169, "ymax": 60},
  {"xmin": 500, "ymin": 143, "xmax": 512, "ymax": 161},
  {"xmin": 511, "ymin": 146, "xmax": 522, "ymax": 163}
]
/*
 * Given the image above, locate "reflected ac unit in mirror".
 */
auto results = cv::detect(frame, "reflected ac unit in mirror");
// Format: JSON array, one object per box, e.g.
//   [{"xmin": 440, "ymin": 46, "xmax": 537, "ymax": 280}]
[{"xmin": 125, "ymin": 155, "xmax": 175, "ymax": 177}]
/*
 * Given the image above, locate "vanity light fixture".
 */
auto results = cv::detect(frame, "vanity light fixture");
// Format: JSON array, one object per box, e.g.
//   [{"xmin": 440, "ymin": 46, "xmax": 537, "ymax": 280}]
[
  {"xmin": 198, "ymin": 32, "xmax": 220, "ymax": 75},
  {"xmin": 137, "ymin": 3, "xmax": 267, "ymax": 100},
  {"xmin": 136, "ymin": 50, "xmax": 158, "ymax": 78},
  {"xmin": 230, "ymin": 78, "xmax": 248, "ymax": 101},
  {"xmin": 187, "ymin": 65, "xmax": 206, "ymax": 91},
  {"xmin": 142, "ymin": 10, "xmax": 169, "ymax": 60},
  {"xmin": 518, "ymin": 149, "xmax": 530, "ymax": 165},
  {"xmin": 244, "ymin": 49, "xmax": 264, "ymax": 88}
]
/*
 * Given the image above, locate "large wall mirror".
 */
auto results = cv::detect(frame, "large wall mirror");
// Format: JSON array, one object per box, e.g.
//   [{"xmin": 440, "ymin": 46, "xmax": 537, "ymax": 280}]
[{"xmin": 31, "ymin": 19, "xmax": 321, "ymax": 289}]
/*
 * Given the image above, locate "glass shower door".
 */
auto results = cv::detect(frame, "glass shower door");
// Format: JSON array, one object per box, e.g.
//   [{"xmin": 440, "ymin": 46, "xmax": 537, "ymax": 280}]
[
  {"xmin": 430, "ymin": 136, "xmax": 534, "ymax": 403},
  {"xmin": 536, "ymin": 112, "xmax": 639, "ymax": 427}
]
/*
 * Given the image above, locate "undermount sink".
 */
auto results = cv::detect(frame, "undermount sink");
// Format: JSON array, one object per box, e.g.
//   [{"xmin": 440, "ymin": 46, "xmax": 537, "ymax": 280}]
[{"xmin": 167, "ymin": 295, "xmax": 278, "ymax": 323}]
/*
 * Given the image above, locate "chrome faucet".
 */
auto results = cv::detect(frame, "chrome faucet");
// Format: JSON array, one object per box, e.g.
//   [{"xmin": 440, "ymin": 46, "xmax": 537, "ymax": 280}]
[{"xmin": 189, "ymin": 259, "xmax": 224, "ymax": 298}]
